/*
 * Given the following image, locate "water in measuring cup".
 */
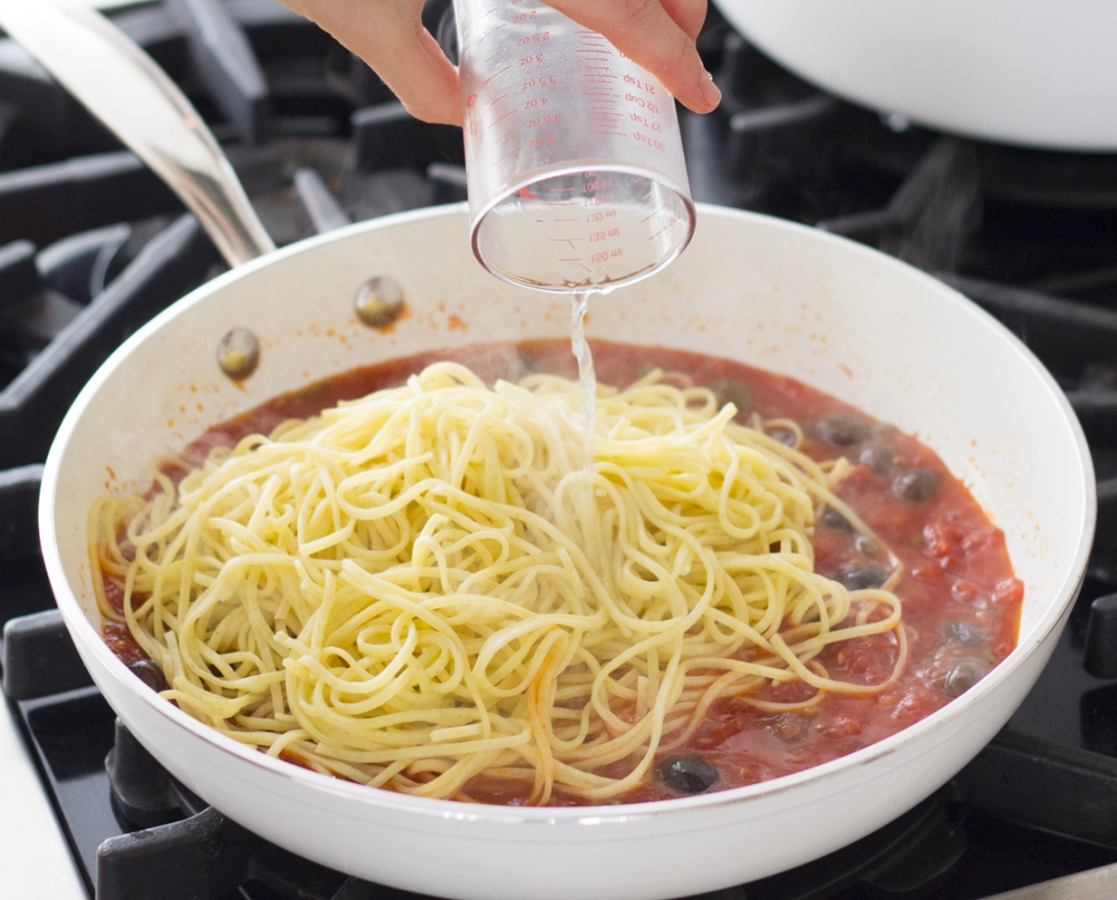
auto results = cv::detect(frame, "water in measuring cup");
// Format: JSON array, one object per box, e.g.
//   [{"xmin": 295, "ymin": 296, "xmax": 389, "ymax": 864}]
[
  {"xmin": 476, "ymin": 171, "xmax": 692, "ymax": 290},
  {"xmin": 458, "ymin": 0, "xmax": 694, "ymax": 290}
]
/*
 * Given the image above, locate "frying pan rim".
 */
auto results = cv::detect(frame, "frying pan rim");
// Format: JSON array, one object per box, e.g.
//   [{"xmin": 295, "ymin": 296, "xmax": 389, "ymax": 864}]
[{"xmin": 38, "ymin": 201, "xmax": 1096, "ymax": 828}]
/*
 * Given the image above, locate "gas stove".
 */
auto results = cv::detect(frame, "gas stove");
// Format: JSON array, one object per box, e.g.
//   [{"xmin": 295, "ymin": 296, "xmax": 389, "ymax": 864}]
[{"xmin": 3, "ymin": 2, "xmax": 1117, "ymax": 899}]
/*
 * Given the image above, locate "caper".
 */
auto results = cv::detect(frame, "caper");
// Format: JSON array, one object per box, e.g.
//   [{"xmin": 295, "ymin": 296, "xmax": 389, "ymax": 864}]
[
  {"xmin": 942, "ymin": 658, "xmax": 989, "ymax": 698},
  {"xmin": 127, "ymin": 658, "xmax": 169, "ymax": 693},
  {"xmin": 835, "ymin": 565, "xmax": 890, "ymax": 590},
  {"xmin": 816, "ymin": 411, "xmax": 869, "ymax": 446},
  {"xmin": 656, "ymin": 756, "xmax": 720, "ymax": 794},
  {"xmin": 892, "ymin": 467, "xmax": 938, "ymax": 502},
  {"xmin": 858, "ymin": 444, "xmax": 894, "ymax": 474},
  {"xmin": 821, "ymin": 508, "xmax": 854, "ymax": 532}
]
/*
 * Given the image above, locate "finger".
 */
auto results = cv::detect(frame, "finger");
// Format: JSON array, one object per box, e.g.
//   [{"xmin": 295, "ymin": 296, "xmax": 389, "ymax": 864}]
[
  {"xmin": 548, "ymin": 0, "xmax": 720, "ymax": 113},
  {"xmin": 659, "ymin": 0, "xmax": 708, "ymax": 41},
  {"xmin": 280, "ymin": 0, "xmax": 462, "ymax": 125}
]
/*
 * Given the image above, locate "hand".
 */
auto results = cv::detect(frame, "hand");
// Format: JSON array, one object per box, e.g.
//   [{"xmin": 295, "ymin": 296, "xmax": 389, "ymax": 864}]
[{"xmin": 277, "ymin": 0, "xmax": 720, "ymax": 125}]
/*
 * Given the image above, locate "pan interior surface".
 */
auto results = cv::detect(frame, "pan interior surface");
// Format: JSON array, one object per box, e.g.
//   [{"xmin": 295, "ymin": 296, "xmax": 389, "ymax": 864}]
[{"xmin": 39, "ymin": 204, "xmax": 1093, "ymax": 899}]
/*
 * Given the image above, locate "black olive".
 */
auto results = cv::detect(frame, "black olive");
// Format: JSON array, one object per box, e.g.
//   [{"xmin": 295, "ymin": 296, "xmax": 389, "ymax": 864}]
[
  {"xmin": 127, "ymin": 659, "xmax": 169, "ymax": 692},
  {"xmin": 892, "ymin": 467, "xmax": 938, "ymax": 502},
  {"xmin": 944, "ymin": 621, "xmax": 983, "ymax": 647},
  {"xmin": 857, "ymin": 444, "xmax": 894, "ymax": 474},
  {"xmin": 815, "ymin": 412, "xmax": 870, "ymax": 446},
  {"xmin": 821, "ymin": 508, "xmax": 854, "ymax": 532},
  {"xmin": 769, "ymin": 713, "xmax": 810, "ymax": 743},
  {"xmin": 767, "ymin": 426, "xmax": 797, "ymax": 447},
  {"xmin": 834, "ymin": 565, "xmax": 890, "ymax": 591},
  {"xmin": 657, "ymin": 756, "xmax": 720, "ymax": 794},
  {"xmin": 942, "ymin": 659, "xmax": 989, "ymax": 698},
  {"xmin": 709, "ymin": 378, "xmax": 753, "ymax": 415}
]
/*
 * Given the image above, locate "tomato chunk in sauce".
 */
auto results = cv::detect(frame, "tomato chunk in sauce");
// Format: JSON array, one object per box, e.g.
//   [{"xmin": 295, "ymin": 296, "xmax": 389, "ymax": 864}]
[{"xmin": 101, "ymin": 339, "xmax": 1022, "ymax": 806}]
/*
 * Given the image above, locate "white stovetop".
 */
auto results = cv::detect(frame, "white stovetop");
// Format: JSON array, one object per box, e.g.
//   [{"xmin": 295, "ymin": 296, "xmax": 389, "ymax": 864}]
[{"xmin": 2, "ymin": 699, "xmax": 87, "ymax": 898}]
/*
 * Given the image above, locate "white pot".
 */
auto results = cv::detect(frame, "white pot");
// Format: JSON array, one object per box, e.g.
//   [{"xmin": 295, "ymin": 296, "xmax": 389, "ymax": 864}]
[
  {"xmin": 39, "ymin": 204, "xmax": 1093, "ymax": 900},
  {"xmin": 713, "ymin": 0, "xmax": 1117, "ymax": 150}
]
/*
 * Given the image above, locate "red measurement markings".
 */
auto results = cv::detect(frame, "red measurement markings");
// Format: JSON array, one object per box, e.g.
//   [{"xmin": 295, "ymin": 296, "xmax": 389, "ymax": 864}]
[
  {"xmin": 553, "ymin": 218, "xmax": 579, "ymax": 222},
  {"xmin": 494, "ymin": 147, "xmax": 521, "ymax": 164},
  {"xmin": 480, "ymin": 22, "xmax": 507, "ymax": 41},
  {"xmin": 496, "ymin": 130, "xmax": 516, "ymax": 143},
  {"xmin": 484, "ymin": 66, "xmax": 512, "ymax": 85},
  {"xmin": 640, "ymin": 204, "xmax": 665, "ymax": 223},
  {"xmin": 590, "ymin": 132, "xmax": 627, "ymax": 137},
  {"xmin": 622, "ymin": 73, "xmax": 655, "ymax": 92},
  {"xmin": 634, "ymin": 131, "xmax": 665, "ymax": 150},
  {"xmin": 558, "ymin": 258, "xmax": 583, "ymax": 262},
  {"xmin": 485, "ymin": 49, "xmax": 505, "ymax": 63},
  {"xmin": 481, "ymin": 6, "xmax": 499, "ymax": 17},
  {"xmin": 487, "ymin": 93, "xmax": 509, "ymax": 107},
  {"xmin": 490, "ymin": 107, "xmax": 517, "ymax": 126}
]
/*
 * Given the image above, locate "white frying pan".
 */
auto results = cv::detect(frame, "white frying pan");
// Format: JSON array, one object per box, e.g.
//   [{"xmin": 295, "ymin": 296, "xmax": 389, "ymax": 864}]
[
  {"xmin": 12, "ymin": 6, "xmax": 1097, "ymax": 900},
  {"xmin": 713, "ymin": 0, "xmax": 1117, "ymax": 151},
  {"xmin": 38, "ymin": 202, "xmax": 1094, "ymax": 900}
]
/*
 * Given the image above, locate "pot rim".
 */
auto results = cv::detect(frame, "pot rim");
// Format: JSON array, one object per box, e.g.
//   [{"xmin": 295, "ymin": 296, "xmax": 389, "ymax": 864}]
[{"xmin": 38, "ymin": 202, "xmax": 1097, "ymax": 828}]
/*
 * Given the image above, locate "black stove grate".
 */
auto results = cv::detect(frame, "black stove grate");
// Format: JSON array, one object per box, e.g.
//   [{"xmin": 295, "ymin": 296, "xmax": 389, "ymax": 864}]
[{"xmin": 2, "ymin": 1, "xmax": 1117, "ymax": 898}]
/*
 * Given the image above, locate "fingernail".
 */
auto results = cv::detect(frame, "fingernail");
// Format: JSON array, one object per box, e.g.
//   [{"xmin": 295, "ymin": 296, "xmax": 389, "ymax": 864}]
[{"xmin": 700, "ymin": 70, "xmax": 722, "ymax": 109}]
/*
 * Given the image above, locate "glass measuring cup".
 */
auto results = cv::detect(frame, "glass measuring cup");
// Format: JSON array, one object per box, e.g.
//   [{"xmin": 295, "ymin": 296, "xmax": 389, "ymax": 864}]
[{"xmin": 455, "ymin": 0, "xmax": 696, "ymax": 292}]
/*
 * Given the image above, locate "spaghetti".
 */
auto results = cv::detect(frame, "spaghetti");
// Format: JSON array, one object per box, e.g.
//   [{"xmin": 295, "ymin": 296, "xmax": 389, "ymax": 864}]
[{"xmin": 91, "ymin": 362, "xmax": 905, "ymax": 804}]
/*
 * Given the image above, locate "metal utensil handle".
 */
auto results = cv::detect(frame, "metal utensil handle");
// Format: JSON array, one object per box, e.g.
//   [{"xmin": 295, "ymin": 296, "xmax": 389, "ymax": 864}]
[{"xmin": 0, "ymin": 0, "xmax": 275, "ymax": 267}]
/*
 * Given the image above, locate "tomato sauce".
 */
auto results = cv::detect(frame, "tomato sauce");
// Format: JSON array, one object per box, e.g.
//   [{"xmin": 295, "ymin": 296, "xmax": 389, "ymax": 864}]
[{"xmin": 102, "ymin": 339, "xmax": 1022, "ymax": 805}]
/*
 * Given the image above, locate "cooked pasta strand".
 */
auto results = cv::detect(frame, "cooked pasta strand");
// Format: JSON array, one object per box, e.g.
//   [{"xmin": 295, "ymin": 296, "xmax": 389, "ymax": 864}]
[{"xmin": 92, "ymin": 363, "xmax": 904, "ymax": 802}]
